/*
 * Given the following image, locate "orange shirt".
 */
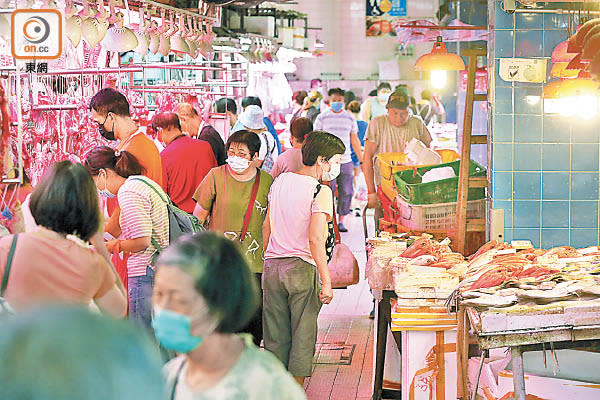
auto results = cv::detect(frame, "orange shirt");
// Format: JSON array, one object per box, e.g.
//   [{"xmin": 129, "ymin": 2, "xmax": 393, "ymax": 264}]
[
  {"xmin": 0, "ymin": 228, "xmax": 115, "ymax": 311},
  {"xmin": 117, "ymin": 131, "xmax": 163, "ymax": 188}
]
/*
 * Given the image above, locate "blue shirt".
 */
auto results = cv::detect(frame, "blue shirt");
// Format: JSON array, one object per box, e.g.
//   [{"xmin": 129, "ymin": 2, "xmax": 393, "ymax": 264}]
[{"xmin": 351, "ymin": 120, "xmax": 368, "ymax": 165}]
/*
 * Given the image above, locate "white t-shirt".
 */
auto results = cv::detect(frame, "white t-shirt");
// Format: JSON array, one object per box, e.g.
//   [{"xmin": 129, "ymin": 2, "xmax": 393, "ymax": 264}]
[
  {"xmin": 314, "ymin": 109, "xmax": 358, "ymax": 164},
  {"xmin": 265, "ymin": 173, "xmax": 333, "ymax": 266}
]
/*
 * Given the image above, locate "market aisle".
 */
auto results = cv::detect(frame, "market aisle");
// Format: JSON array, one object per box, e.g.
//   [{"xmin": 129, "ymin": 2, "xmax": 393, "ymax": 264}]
[{"xmin": 304, "ymin": 211, "xmax": 376, "ymax": 400}]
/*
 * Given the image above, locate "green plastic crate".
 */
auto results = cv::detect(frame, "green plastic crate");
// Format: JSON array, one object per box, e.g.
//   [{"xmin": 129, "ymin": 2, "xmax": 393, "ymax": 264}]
[{"xmin": 393, "ymin": 160, "xmax": 487, "ymax": 205}]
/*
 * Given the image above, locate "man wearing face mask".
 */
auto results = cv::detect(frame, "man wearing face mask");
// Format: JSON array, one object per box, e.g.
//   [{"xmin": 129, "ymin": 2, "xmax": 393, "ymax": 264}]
[
  {"xmin": 360, "ymin": 82, "xmax": 393, "ymax": 122},
  {"xmin": 152, "ymin": 112, "xmax": 217, "ymax": 214},
  {"xmin": 363, "ymin": 90, "xmax": 433, "ymax": 211},
  {"xmin": 192, "ymin": 130, "xmax": 274, "ymax": 346},
  {"xmin": 314, "ymin": 88, "xmax": 363, "ymax": 233},
  {"xmin": 89, "ymin": 88, "xmax": 163, "ymax": 238}
]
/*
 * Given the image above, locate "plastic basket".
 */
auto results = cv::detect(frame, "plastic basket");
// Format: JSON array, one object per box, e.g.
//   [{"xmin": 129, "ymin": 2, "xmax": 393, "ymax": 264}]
[
  {"xmin": 377, "ymin": 150, "xmax": 460, "ymax": 201},
  {"xmin": 393, "ymin": 160, "xmax": 486, "ymax": 205},
  {"xmin": 395, "ymin": 197, "xmax": 486, "ymax": 231}
]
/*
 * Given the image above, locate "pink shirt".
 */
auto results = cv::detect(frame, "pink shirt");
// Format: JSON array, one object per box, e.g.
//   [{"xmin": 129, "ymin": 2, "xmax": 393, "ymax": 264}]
[
  {"xmin": 265, "ymin": 173, "xmax": 333, "ymax": 266},
  {"xmin": 270, "ymin": 148, "xmax": 304, "ymax": 180}
]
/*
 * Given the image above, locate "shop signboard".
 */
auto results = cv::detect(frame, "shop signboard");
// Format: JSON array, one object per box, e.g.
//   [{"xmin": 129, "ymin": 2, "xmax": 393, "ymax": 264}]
[
  {"xmin": 366, "ymin": 0, "xmax": 407, "ymax": 37},
  {"xmin": 499, "ymin": 58, "xmax": 547, "ymax": 83}
]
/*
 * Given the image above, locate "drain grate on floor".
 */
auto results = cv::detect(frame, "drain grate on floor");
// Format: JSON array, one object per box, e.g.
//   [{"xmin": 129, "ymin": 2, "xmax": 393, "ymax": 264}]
[{"xmin": 313, "ymin": 342, "xmax": 356, "ymax": 365}]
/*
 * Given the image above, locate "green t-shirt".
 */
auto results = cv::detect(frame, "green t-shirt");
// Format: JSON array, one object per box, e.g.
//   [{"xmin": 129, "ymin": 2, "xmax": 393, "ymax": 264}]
[{"xmin": 193, "ymin": 166, "xmax": 273, "ymax": 273}]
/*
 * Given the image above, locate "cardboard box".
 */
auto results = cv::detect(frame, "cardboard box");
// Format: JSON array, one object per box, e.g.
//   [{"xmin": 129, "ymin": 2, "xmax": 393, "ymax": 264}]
[{"xmin": 401, "ymin": 329, "xmax": 457, "ymax": 400}]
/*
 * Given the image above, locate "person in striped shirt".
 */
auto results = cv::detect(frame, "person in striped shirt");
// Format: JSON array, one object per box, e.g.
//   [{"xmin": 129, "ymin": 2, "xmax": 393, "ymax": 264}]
[{"xmin": 85, "ymin": 147, "xmax": 169, "ymax": 330}]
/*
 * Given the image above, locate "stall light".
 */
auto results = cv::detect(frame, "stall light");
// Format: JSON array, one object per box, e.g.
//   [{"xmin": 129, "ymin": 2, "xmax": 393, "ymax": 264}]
[{"xmin": 414, "ymin": 36, "xmax": 465, "ymax": 89}]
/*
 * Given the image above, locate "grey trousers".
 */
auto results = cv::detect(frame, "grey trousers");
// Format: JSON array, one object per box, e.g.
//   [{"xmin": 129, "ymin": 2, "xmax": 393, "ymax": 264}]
[
  {"xmin": 330, "ymin": 161, "xmax": 355, "ymax": 216},
  {"xmin": 262, "ymin": 257, "xmax": 322, "ymax": 377}
]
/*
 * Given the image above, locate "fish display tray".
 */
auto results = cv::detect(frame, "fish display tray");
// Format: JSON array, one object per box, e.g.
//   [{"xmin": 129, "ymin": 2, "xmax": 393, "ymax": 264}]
[{"xmin": 395, "ymin": 197, "xmax": 486, "ymax": 231}]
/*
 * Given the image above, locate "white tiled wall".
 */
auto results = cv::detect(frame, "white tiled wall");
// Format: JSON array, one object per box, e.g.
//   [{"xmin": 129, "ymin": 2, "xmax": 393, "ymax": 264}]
[{"xmin": 279, "ymin": 0, "xmax": 431, "ymax": 80}]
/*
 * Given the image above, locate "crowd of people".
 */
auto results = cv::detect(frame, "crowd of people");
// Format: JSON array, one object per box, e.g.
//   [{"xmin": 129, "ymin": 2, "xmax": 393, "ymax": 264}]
[{"xmin": 0, "ymin": 80, "xmax": 442, "ymax": 399}]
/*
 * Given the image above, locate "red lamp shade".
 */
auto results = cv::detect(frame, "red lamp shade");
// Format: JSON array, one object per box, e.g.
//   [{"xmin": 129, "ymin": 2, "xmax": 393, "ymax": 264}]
[
  {"xmin": 551, "ymin": 39, "xmax": 576, "ymax": 63},
  {"xmin": 550, "ymin": 62, "xmax": 579, "ymax": 78},
  {"xmin": 414, "ymin": 36, "xmax": 465, "ymax": 71},
  {"xmin": 542, "ymin": 80, "xmax": 564, "ymax": 99}
]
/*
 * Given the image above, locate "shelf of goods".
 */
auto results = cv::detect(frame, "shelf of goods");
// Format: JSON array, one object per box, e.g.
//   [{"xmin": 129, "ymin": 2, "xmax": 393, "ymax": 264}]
[{"xmin": 367, "ymin": 233, "xmax": 600, "ymax": 400}]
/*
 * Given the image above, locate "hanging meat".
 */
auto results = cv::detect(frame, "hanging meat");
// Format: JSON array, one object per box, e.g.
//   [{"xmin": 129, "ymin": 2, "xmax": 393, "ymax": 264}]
[{"xmin": 0, "ymin": 81, "xmax": 9, "ymax": 175}]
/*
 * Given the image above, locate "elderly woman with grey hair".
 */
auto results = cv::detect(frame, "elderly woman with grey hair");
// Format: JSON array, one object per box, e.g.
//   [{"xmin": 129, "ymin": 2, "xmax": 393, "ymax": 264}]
[{"xmin": 152, "ymin": 232, "xmax": 306, "ymax": 400}]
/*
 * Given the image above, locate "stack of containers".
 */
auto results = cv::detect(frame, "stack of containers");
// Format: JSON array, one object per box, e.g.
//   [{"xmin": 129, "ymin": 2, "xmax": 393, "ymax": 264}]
[
  {"xmin": 392, "ymin": 157, "xmax": 487, "ymax": 232},
  {"xmin": 376, "ymin": 150, "xmax": 469, "ymax": 231}
]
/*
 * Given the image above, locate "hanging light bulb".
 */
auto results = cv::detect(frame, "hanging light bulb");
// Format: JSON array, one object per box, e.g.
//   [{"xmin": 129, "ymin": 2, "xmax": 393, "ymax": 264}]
[
  {"xmin": 414, "ymin": 36, "xmax": 465, "ymax": 89},
  {"xmin": 430, "ymin": 70, "xmax": 447, "ymax": 89}
]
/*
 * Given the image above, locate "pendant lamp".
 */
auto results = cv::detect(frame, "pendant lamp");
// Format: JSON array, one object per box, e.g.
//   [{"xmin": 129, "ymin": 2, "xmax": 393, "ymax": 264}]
[
  {"xmin": 551, "ymin": 39, "xmax": 576, "ymax": 63},
  {"xmin": 550, "ymin": 62, "xmax": 579, "ymax": 78},
  {"xmin": 414, "ymin": 36, "xmax": 465, "ymax": 89}
]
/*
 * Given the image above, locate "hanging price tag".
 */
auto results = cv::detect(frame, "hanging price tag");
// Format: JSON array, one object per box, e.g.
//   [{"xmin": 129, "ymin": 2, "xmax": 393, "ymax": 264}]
[{"xmin": 499, "ymin": 58, "xmax": 547, "ymax": 83}]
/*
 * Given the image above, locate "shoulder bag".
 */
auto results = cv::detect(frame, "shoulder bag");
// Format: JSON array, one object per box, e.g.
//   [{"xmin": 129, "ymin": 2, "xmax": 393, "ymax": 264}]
[{"xmin": 240, "ymin": 169, "xmax": 261, "ymax": 242}]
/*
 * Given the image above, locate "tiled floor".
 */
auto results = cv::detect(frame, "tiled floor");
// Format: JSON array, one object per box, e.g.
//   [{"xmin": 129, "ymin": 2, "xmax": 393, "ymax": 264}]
[{"xmin": 303, "ymin": 211, "xmax": 378, "ymax": 400}]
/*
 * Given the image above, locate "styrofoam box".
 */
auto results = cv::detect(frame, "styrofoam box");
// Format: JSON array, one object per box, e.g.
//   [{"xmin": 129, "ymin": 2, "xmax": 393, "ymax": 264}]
[
  {"xmin": 401, "ymin": 329, "xmax": 457, "ymax": 400},
  {"xmin": 497, "ymin": 349, "xmax": 600, "ymax": 399}
]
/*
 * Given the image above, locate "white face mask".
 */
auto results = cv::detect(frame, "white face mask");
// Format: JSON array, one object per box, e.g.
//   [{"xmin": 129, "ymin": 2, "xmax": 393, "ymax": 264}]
[
  {"xmin": 321, "ymin": 160, "xmax": 341, "ymax": 181},
  {"xmin": 226, "ymin": 156, "xmax": 251, "ymax": 173},
  {"xmin": 378, "ymin": 92, "xmax": 392, "ymax": 103}
]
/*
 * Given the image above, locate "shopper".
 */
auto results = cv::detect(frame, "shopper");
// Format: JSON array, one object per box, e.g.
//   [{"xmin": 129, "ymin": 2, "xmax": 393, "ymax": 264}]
[
  {"xmin": 176, "ymin": 102, "xmax": 226, "ymax": 166},
  {"xmin": 0, "ymin": 306, "xmax": 165, "ymax": 400},
  {"xmin": 270, "ymin": 117, "xmax": 313, "ymax": 179},
  {"xmin": 363, "ymin": 90, "xmax": 433, "ymax": 210},
  {"xmin": 154, "ymin": 233, "xmax": 306, "ymax": 400},
  {"xmin": 237, "ymin": 96, "xmax": 282, "ymax": 156},
  {"xmin": 314, "ymin": 88, "xmax": 363, "ymax": 232},
  {"xmin": 233, "ymin": 105, "xmax": 279, "ymax": 173},
  {"xmin": 85, "ymin": 147, "xmax": 169, "ymax": 329},
  {"xmin": 347, "ymin": 100, "xmax": 369, "ymax": 216},
  {"xmin": 152, "ymin": 112, "xmax": 217, "ymax": 214},
  {"xmin": 262, "ymin": 131, "xmax": 345, "ymax": 385},
  {"xmin": 89, "ymin": 88, "xmax": 163, "ymax": 238},
  {"xmin": 301, "ymin": 90, "xmax": 322, "ymax": 123},
  {"xmin": 360, "ymin": 82, "xmax": 392, "ymax": 122},
  {"xmin": 291, "ymin": 90, "xmax": 308, "ymax": 120},
  {"xmin": 192, "ymin": 130, "xmax": 274, "ymax": 345},
  {"xmin": 216, "ymin": 97, "xmax": 239, "ymax": 129},
  {"xmin": 0, "ymin": 161, "xmax": 126, "ymax": 317}
]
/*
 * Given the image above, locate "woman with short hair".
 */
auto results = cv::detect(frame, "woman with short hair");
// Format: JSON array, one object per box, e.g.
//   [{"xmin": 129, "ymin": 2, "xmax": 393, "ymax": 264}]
[
  {"xmin": 262, "ymin": 131, "xmax": 345, "ymax": 385},
  {"xmin": 270, "ymin": 117, "xmax": 313, "ymax": 179},
  {"xmin": 0, "ymin": 161, "xmax": 126, "ymax": 317},
  {"xmin": 193, "ymin": 130, "xmax": 274, "ymax": 346},
  {"xmin": 154, "ymin": 233, "xmax": 306, "ymax": 400},
  {"xmin": 84, "ymin": 147, "xmax": 169, "ymax": 328}
]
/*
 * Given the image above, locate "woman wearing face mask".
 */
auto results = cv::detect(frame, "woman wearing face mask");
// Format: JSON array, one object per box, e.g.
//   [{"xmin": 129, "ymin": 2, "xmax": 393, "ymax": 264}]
[
  {"xmin": 359, "ymin": 82, "xmax": 393, "ymax": 122},
  {"xmin": 192, "ymin": 130, "xmax": 274, "ymax": 346},
  {"xmin": 154, "ymin": 233, "xmax": 306, "ymax": 400},
  {"xmin": 0, "ymin": 161, "xmax": 126, "ymax": 317},
  {"xmin": 84, "ymin": 147, "xmax": 169, "ymax": 329},
  {"xmin": 262, "ymin": 131, "xmax": 345, "ymax": 385}
]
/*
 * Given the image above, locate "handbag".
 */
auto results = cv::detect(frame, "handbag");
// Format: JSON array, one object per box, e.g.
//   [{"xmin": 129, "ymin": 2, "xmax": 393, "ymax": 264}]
[
  {"xmin": 328, "ymin": 212, "xmax": 359, "ymax": 289},
  {"xmin": 0, "ymin": 234, "xmax": 18, "ymax": 316},
  {"xmin": 240, "ymin": 169, "xmax": 261, "ymax": 242}
]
